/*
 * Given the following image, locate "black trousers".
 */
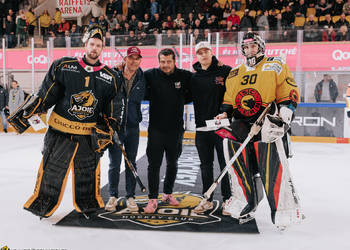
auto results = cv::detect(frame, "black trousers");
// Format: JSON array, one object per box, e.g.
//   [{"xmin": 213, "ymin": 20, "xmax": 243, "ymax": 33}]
[
  {"xmin": 195, "ymin": 131, "xmax": 232, "ymax": 202},
  {"xmin": 146, "ymin": 128, "xmax": 184, "ymax": 199}
]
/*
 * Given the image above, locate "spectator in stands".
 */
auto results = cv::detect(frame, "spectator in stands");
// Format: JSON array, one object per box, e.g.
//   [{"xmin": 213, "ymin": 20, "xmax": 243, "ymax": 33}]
[
  {"xmin": 39, "ymin": 10, "xmax": 51, "ymax": 37},
  {"xmin": 293, "ymin": 0, "xmax": 308, "ymax": 17},
  {"xmin": 199, "ymin": 0, "xmax": 212, "ymax": 16},
  {"xmin": 307, "ymin": 0, "xmax": 317, "ymax": 8},
  {"xmin": 8, "ymin": 9, "xmax": 16, "ymax": 21},
  {"xmin": 98, "ymin": 15, "xmax": 109, "ymax": 32},
  {"xmin": 25, "ymin": 8, "xmax": 36, "ymax": 37},
  {"xmin": 268, "ymin": 9, "xmax": 278, "ymax": 29},
  {"xmin": 343, "ymin": 0, "xmax": 350, "ymax": 15},
  {"xmin": 119, "ymin": 15, "xmax": 128, "ymax": 27},
  {"xmin": 332, "ymin": 0, "xmax": 345, "ymax": 16},
  {"xmin": 240, "ymin": 9, "xmax": 257, "ymax": 31},
  {"xmin": 114, "ymin": 0, "xmax": 123, "ymax": 15},
  {"xmin": 268, "ymin": 0, "xmax": 288, "ymax": 11},
  {"xmin": 336, "ymin": 24, "xmax": 350, "ymax": 40},
  {"xmin": 70, "ymin": 24, "xmax": 81, "ymax": 47},
  {"xmin": 150, "ymin": 0, "xmax": 159, "ymax": 16},
  {"xmin": 257, "ymin": 10, "xmax": 269, "ymax": 30},
  {"xmin": 168, "ymin": 0, "xmax": 176, "ymax": 17},
  {"xmin": 322, "ymin": 25, "xmax": 336, "ymax": 41},
  {"xmin": 223, "ymin": 20, "xmax": 235, "ymax": 43},
  {"xmin": 207, "ymin": 15, "xmax": 219, "ymax": 30},
  {"xmin": 127, "ymin": 30, "xmax": 138, "ymax": 45},
  {"xmin": 222, "ymin": 2, "xmax": 231, "ymax": 19},
  {"xmin": 0, "ymin": 2, "xmax": 6, "ymax": 36},
  {"xmin": 149, "ymin": 13, "xmax": 162, "ymax": 32},
  {"xmin": 89, "ymin": 17, "xmax": 97, "ymax": 26},
  {"xmin": 282, "ymin": 5, "xmax": 295, "ymax": 29},
  {"xmin": 160, "ymin": 21, "xmax": 168, "ymax": 34},
  {"xmin": 5, "ymin": 15, "xmax": 16, "ymax": 48},
  {"xmin": 186, "ymin": 12, "xmax": 195, "ymax": 29},
  {"xmin": 139, "ymin": 31, "xmax": 154, "ymax": 45},
  {"xmin": 143, "ymin": 13, "xmax": 150, "ymax": 30},
  {"xmin": 226, "ymin": 8, "xmax": 241, "ymax": 31},
  {"xmin": 174, "ymin": 13, "xmax": 184, "ymax": 28},
  {"xmin": 8, "ymin": 80, "xmax": 24, "ymax": 115},
  {"xmin": 162, "ymin": 29, "xmax": 178, "ymax": 45},
  {"xmin": 246, "ymin": 0, "xmax": 259, "ymax": 11},
  {"xmin": 335, "ymin": 13, "xmax": 350, "ymax": 27},
  {"xmin": 197, "ymin": 12, "xmax": 207, "ymax": 27},
  {"xmin": 314, "ymin": 74, "xmax": 338, "ymax": 102},
  {"xmin": 54, "ymin": 8, "xmax": 62, "ymax": 25},
  {"xmin": 57, "ymin": 17, "xmax": 70, "ymax": 36},
  {"xmin": 135, "ymin": 21, "xmax": 145, "ymax": 34},
  {"xmin": 106, "ymin": 0, "xmax": 116, "ymax": 19},
  {"xmin": 0, "ymin": 84, "xmax": 8, "ymax": 132},
  {"xmin": 131, "ymin": 0, "xmax": 145, "ymax": 20},
  {"xmin": 210, "ymin": 2, "xmax": 223, "ymax": 20},
  {"xmin": 129, "ymin": 14, "xmax": 138, "ymax": 30},
  {"xmin": 111, "ymin": 23, "xmax": 124, "ymax": 35},
  {"xmin": 319, "ymin": 14, "xmax": 335, "ymax": 27},
  {"xmin": 316, "ymin": 0, "xmax": 332, "ymax": 17},
  {"xmin": 107, "ymin": 14, "xmax": 119, "ymax": 31},
  {"xmin": 231, "ymin": 0, "xmax": 242, "ymax": 11},
  {"xmin": 193, "ymin": 28, "xmax": 204, "ymax": 44},
  {"xmin": 16, "ymin": 11, "xmax": 27, "ymax": 47},
  {"xmin": 304, "ymin": 14, "xmax": 319, "ymax": 41},
  {"xmin": 48, "ymin": 19, "xmax": 58, "ymax": 35}
]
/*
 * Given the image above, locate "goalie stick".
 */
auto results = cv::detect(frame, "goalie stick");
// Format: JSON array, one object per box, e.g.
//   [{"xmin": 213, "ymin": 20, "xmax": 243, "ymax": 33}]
[
  {"xmin": 203, "ymin": 103, "xmax": 272, "ymax": 200},
  {"xmin": 113, "ymin": 132, "xmax": 147, "ymax": 193}
]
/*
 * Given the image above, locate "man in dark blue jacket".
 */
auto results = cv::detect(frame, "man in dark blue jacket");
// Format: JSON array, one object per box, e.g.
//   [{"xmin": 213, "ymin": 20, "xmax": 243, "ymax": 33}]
[
  {"xmin": 106, "ymin": 46, "xmax": 146, "ymax": 212},
  {"xmin": 190, "ymin": 42, "xmax": 232, "ymax": 215}
]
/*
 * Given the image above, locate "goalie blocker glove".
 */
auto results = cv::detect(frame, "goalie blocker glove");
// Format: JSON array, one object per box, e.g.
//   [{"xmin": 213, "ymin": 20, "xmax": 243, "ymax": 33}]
[
  {"xmin": 7, "ymin": 94, "xmax": 44, "ymax": 134},
  {"xmin": 261, "ymin": 104, "xmax": 293, "ymax": 143},
  {"xmin": 91, "ymin": 117, "xmax": 115, "ymax": 156}
]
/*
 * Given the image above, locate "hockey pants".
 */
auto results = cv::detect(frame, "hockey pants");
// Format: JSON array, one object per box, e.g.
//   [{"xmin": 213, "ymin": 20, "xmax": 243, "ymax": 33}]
[{"xmin": 24, "ymin": 128, "xmax": 104, "ymax": 218}]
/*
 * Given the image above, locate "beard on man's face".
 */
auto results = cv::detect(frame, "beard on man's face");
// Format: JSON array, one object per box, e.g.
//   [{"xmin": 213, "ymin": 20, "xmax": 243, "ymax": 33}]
[{"xmin": 87, "ymin": 51, "xmax": 99, "ymax": 60}]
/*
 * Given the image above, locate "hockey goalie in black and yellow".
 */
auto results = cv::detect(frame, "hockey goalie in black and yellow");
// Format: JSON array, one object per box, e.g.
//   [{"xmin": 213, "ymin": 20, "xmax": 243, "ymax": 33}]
[
  {"xmin": 8, "ymin": 24, "xmax": 125, "ymax": 218},
  {"xmin": 215, "ymin": 32, "xmax": 304, "ymax": 230}
]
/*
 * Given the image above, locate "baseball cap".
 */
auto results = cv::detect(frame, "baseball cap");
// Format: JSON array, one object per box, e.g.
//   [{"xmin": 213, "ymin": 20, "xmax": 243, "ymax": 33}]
[
  {"xmin": 127, "ymin": 46, "xmax": 142, "ymax": 58},
  {"xmin": 195, "ymin": 41, "xmax": 211, "ymax": 54}
]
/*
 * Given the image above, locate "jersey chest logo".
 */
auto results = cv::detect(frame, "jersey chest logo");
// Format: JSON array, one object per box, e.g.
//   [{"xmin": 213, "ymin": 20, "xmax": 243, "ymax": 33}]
[
  {"xmin": 235, "ymin": 88, "xmax": 262, "ymax": 117},
  {"xmin": 68, "ymin": 90, "xmax": 98, "ymax": 120}
]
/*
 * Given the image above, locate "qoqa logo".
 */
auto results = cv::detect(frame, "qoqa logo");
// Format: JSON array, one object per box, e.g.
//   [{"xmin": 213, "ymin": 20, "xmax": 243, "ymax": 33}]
[
  {"xmin": 27, "ymin": 55, "xmax": 48, "ymax": 64},
  {"xmin": 332, "ymin": 49, "xmax": 350, "ymax": 61}
]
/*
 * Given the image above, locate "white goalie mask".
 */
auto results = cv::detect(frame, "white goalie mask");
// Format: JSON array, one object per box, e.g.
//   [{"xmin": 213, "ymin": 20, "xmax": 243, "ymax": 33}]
[{"xmin": 241, "ymin": 32, "xmax": 265, "ymax": 67}]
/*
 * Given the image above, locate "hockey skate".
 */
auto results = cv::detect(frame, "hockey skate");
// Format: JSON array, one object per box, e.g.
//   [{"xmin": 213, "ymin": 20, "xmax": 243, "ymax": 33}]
[{"xmin": 162, "ymin": 194, "xmax": 179, "ymax": 206}]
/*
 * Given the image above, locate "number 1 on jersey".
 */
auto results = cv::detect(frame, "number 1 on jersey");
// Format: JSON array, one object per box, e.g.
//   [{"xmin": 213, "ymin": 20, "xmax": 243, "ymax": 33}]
[{"xmin": 84, "ymin": 76, "xmax": 90, "ymax": 87}]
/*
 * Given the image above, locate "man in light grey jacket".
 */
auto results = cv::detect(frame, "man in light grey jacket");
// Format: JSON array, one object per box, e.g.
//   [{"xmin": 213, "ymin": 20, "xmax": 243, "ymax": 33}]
[{"xmin": 8, "ymin": 80, "xmax": 24, "ymax": 114}]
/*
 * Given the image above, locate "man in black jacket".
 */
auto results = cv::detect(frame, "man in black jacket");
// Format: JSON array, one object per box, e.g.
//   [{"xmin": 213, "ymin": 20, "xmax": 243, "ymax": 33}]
[
  {"xmin": 143, "ymin": 48, "xmax": 192, "ymax": 213},
  {"xmin": 105, "ymin": 46, "xmax": 146, "ymax": 213},
  {"xmin": 190, "ymin": 41, "xmax": 232, "ymax": 215},
  {"xmin": 0, "ymin": 84, "xmax": 9, "ymax": 132},
  {"xmin": 314, "ymin": 74, "xmax": 338, "ymax": 102}
]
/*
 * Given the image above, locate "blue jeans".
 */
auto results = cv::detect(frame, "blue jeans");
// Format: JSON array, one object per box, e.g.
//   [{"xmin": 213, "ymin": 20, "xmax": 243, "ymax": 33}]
[
  {"xmin": 108, "ymin": 126, "xmax": 140, "ymax": 198},
  {"xmin": 1, "ymin": 110, "xmax": 7, "ymax": 131}
]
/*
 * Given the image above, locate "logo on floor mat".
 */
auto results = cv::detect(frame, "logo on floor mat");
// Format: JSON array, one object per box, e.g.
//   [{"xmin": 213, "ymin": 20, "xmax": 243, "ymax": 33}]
[{"xmin": 98, "ymin": 192, "xmax": 221, "ymax": 228}]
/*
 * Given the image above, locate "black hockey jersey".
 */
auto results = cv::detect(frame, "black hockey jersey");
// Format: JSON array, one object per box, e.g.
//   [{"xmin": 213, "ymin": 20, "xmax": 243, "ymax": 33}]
[{"xmin": 38, "ymin": 56, "xmax": 124, "ymax": 135}]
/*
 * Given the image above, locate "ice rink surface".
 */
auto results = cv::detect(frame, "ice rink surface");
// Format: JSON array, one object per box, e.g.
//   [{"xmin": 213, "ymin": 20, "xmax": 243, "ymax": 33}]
[{"xmin": 1, "ymin": 133, "xmax": 350, "ymax": 250}]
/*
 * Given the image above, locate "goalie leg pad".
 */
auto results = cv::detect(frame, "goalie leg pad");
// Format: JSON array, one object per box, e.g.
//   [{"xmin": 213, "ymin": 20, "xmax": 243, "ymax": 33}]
[
  {"xmin": 72, "ymin": 135, "xmax": 104, "ymax": 213},
  {"xmin": 23, "ymin": 129, "xmax": 78, "ymax": 217},
  {"xmin": 223, "ymin": 139, "xmax": 259, "ymax": 218}
]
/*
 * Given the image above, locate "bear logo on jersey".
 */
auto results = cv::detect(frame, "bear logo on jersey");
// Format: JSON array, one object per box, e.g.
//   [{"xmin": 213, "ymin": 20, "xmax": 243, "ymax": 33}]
[
  {"xmin": 235, "ymin": 88, "xmax": 262, "ymax": 117},
  {"xmin": 68, "ymin": 90, "xmax": 98, "ymax": 120}
]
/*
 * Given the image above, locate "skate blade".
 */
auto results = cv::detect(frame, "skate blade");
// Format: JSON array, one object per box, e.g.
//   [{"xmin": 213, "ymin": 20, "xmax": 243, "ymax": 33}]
[{"xmin": 238, "ymin": 213, "xmax": 255, "ymax": 224}]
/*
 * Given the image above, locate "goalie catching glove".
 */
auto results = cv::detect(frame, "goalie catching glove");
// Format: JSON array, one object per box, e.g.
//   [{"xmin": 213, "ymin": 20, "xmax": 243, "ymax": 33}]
[
  {"xmin": 261, "ymin": 105, "xmax": 293, "ymax": 143},
  {"xmin": 7, "ymin": 94, "xmax": 44, "ymax": 134},
  {"xmin": 91, "ymin": 118, "xmax": 114, "ymax": 156}
]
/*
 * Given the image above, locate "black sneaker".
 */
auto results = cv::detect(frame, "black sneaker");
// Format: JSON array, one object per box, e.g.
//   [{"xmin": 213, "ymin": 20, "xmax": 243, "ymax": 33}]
[{"xmin": 4, "ymin": 129, "xmax": 7, "ymax": 133}]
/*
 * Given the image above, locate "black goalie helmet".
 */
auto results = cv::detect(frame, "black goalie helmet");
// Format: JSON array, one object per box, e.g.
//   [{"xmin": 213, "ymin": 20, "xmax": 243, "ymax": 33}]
[
  {"xmin": 241, "ymin": 32, "xmax": 265, "ymax": 67},
  {"xmin": 82, "ymin": 24, "xmax": 105, "ymax": 43}
]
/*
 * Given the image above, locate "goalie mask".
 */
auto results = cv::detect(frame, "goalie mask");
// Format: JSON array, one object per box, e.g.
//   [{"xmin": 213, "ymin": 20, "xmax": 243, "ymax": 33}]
[
  {"xmin": 241, "ymin": 32, "xmax": 265, "ymax": 67},
  {"xmin": 82, "ymin": 24, "xmax": 104, "ymax": 43}
]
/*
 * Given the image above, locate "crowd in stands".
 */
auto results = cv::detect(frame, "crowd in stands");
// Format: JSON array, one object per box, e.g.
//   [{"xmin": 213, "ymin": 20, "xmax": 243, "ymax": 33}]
[{"xmin": 1, "ymin": 0, "xmax": 350, "ymax": 48}]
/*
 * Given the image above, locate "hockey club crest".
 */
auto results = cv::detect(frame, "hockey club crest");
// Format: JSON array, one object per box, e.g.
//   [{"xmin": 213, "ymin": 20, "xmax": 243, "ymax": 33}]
[
  {"xmin": 68, "ymin": 90, "xmax": 98, "ymax": 120},
  {"xmin": 174, "ymin": 81, "xmax": 181, "ymax": 89},
  {"xmin": 98, "ymin": 192, "xmax": 221, "ymax": 228},
  {"xmin": 289, "ymin": 89, "xmax": 299, "ymax": 103},
  {"xmin": 235, "ymin": 88, "xmax": 262, "ymax": 117}
]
